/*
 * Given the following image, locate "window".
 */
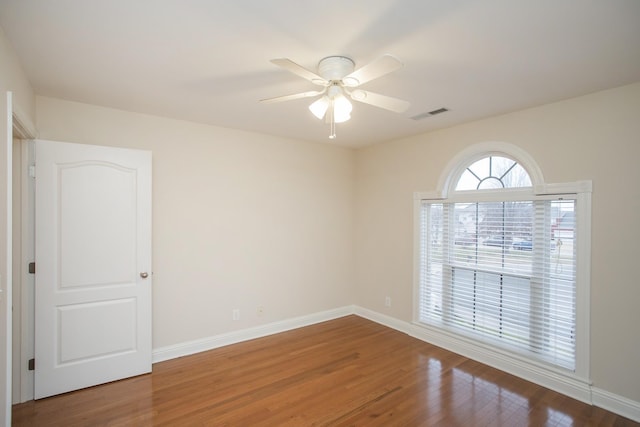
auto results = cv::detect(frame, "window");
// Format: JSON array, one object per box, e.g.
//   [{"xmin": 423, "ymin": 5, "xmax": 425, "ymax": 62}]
[
  {"xmin": 456, "ymin": 155, "xmax": 532, "ymax": 190},
  {"xmin": 416, "ymin": 151, "xmax": 589, "ymax": 376}
]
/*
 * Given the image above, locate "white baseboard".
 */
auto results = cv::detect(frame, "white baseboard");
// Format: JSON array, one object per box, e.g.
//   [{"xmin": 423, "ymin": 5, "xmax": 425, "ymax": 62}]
[
  {"xmin": 152, "ymin": 305, "xmax": 355, "ymax": 363},
  {"xmin": 353, "ymin": 306, "xmax": 414, "ymax": 335},
  {"xmin": 153, "ymin": 305, "xmax": 640, "ymax": 423},
  {"xmin": 593, "ymin": 387, "xmax": 640, "ymax": 423}
]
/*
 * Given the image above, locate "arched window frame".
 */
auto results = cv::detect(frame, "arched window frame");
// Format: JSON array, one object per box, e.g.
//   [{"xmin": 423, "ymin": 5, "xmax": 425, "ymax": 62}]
[
  {"xmin": 413, "ymin": 142, "xmax": 592, "ymax": 402},
  {"xmin": 435, "ymin": 142, "xmax": 546, "ymax": 200}
]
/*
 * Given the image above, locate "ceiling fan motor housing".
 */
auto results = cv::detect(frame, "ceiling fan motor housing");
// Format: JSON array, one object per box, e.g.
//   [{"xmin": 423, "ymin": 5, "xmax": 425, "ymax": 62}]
[{"xmin": 318, "ymin": 56, "xmax": 355, "ymax": 81}]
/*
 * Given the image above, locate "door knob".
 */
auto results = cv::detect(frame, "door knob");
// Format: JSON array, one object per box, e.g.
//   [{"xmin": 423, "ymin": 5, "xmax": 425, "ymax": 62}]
[{"xmin": 140, "ymin": 272, "xmax": 149, "ymax": 279}]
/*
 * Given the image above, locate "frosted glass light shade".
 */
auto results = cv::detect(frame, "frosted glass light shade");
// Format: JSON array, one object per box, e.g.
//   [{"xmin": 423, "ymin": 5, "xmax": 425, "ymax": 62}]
[
  {"xmin": 309, "ymin": 97, "xmax": 329, "ymax": 119},
  {"xmin": 333, "ymin": 94, "xmax": 352, "ymax": 123}
]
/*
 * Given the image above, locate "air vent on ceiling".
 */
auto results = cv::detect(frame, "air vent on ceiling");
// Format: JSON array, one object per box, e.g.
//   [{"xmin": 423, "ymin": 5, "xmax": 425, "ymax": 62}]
[{"xmin": 410, "ymin": 107, "xmax": 449, "ymax": 121}]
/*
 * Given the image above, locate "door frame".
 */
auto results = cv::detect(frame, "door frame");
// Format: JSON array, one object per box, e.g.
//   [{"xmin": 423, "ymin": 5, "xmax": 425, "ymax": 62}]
[
  {"xmin": 12, "ymin": 139, "xmax": 35, "ymax": 403},
  {"xmin": 3, "ymin": 91, "xmax": 37, "ymax": 426},
  {"xmin": 9, "ymin": 99, "xmax": 37, "ymax": 405}
]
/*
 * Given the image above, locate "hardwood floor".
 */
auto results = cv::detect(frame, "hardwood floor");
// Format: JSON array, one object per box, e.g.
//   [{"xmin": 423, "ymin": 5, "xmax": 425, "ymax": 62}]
[{"xmin": 13, "ymin": 315, "xmax": 638, "ymax": 426}]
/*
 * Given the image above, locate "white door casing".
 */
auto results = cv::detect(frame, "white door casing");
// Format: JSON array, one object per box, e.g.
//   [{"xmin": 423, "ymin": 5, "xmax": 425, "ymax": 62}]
[
  {"xmin": 2, "ymin": 91, "xmax": 14, "ymax": 427},
  {"xmin": 34, "ymin": 139, "xmax": 152, "ymax": 399}
]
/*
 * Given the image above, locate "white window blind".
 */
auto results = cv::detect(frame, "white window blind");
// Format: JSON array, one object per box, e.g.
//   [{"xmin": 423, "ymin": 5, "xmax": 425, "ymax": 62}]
[{"xmin": 418, "ymin": 198, "xmax": 577, "ymax": 370}]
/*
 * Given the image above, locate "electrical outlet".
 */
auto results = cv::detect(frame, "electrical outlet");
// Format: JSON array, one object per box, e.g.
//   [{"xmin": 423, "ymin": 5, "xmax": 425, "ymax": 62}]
[
  {"xmin": 257, "ymin": 306, "xmax": 264, "ymax": 317},
  {"xmin": 385, "ymin": 297, "xmax": 391, "ymax": 307},
  {"xmin": 232, "ymin": 309, "xmax": 240, "ymax": 321}
]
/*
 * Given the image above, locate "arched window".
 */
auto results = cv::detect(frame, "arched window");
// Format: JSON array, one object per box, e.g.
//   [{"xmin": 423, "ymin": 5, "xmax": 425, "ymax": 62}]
[
  {"xmin": 455, "ymin": 155, "xmax": 531, "ymax": 190},
  {"xmin": 414, "ymin": 145, "xmax": 591, "ymax": 383}
]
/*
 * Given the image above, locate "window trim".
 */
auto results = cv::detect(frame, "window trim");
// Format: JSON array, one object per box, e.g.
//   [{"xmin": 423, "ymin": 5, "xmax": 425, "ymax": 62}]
[{"xmin": 412, "ymin": 144, "xmax": 592, "ymax": 403}]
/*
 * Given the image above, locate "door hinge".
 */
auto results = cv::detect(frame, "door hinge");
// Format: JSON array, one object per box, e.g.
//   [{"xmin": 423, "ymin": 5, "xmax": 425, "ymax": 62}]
[
  {"xmin": 29, "ymin": 164, "xmax": 36, "ymax": 178},
  {"xmin": 28, "ymin": 358, "xmax": 35, "ymax": 371},
  {"xmin": 28, "ymin": 262, "xmax": 35, "ymax": 274}
]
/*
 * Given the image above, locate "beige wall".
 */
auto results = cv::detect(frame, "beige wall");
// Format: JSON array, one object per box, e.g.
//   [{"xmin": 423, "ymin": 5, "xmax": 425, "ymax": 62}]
[
  {"xmin": 0, "ymin": 24, "xmax": 35, "ymax": 423},
  {"xmin": 0, "ymin": 26, "xmax": 35, "ymax": 121},
  {"xmin": 36, "ymin": 96, "xmax": 356, "ymax": 348},
  {"xmin": 354, "ymin": 82, "xmax": 640, "ymax": 403}
]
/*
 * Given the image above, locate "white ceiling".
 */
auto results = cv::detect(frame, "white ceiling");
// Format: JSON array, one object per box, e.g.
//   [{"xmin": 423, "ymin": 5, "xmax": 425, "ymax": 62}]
[{"xmin": 1, "ymin": 0, "xmax": 639, "ymax": 148}]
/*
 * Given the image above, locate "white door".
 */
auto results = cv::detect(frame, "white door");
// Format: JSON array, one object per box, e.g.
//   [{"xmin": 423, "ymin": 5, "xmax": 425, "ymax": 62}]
[{"xmin": 34, "ymin": 139, "xmax": 152, "ymax": 399}]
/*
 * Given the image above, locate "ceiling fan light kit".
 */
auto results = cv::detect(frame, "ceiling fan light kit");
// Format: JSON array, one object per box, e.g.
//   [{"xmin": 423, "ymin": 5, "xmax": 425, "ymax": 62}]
[
  {"xmin": 261, "ymin": 54, "xmax": 410, "ymax": 139},
  {"xmin": 309, "ymin": 84, "xmax": 353, "ymax": 121}
]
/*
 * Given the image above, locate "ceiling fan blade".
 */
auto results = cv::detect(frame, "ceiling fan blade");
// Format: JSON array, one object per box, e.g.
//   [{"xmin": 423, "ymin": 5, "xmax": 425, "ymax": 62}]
[
  {"xmin": 342, "ymin": 54, "xmax": 404, "ymax": 87},
  {"xmin": 349, "ymin": 90, "xmax": 410, "ymax": 113},
  {"xmin": 270, "ymin": 58, "xmax": 328, "ymax": 86},
  {"xmin": 260, "ymin": 90, "xmax": 325, "ymax": 104}
]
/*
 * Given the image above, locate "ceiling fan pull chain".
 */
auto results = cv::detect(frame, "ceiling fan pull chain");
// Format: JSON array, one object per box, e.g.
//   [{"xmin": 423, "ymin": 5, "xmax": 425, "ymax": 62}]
[{"xmin": 329, "ymin": 100, "xmax": 336, "ymax": 139}]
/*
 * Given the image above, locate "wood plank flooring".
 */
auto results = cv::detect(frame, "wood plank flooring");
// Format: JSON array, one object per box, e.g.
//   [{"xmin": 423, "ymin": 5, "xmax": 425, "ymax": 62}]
[{"xmin": 12, "ymin": 315, "xmax": 639, "ymax": 426}]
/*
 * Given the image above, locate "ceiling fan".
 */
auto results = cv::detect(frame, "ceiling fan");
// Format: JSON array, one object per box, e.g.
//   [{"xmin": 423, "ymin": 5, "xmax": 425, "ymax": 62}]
[{"xmin": 260, "ymin": 54, "xmax": 410, "ymax": 139}]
